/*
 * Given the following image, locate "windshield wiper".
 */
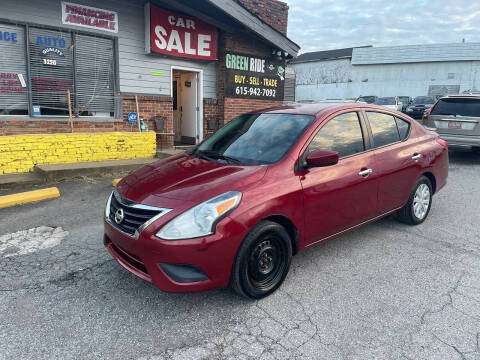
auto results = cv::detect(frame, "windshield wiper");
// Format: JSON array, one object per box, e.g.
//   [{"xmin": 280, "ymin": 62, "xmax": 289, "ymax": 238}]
[
  {"xmin": 195, "ymin": 151, "xmax": 217, "ymax": 162},
  {"xmin": 196, "ymin": 150, "xmax": 242, "ymax": 164}
]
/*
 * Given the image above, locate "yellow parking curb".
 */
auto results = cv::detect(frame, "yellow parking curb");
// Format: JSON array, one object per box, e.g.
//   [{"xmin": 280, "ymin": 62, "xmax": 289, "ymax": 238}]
[
  {"xmin": 0, "ymin": 187, "xmax": 61, "ymax": 209},
  {"xmin": 112, "ymin": 178, "xmax": 121, "ymax": 186}
]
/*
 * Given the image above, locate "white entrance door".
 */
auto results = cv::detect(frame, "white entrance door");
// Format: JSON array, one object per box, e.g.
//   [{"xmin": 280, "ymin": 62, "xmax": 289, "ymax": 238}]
[{"xmin": 180, "ymin": 72, "xmax": 199, "ymax": 144}]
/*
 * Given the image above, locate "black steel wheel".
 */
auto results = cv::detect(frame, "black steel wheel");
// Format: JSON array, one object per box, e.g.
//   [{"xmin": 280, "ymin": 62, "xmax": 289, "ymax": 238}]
[{"xmin": 231, "ymin": 221, "xmax": 292, "ymax": 299}]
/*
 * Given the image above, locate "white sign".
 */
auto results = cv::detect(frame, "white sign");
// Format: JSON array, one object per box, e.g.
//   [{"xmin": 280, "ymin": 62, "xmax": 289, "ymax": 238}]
[
  {"xmin": 17, "ymin": 74, "xmax": 26, "ymax": 88},
  {"xmin": 61, "ymin": 2, "xmax": 118, "ymax": 33}
]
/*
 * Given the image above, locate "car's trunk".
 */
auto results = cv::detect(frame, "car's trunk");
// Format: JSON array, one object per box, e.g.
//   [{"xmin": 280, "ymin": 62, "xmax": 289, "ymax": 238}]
[
  {"xmin": 428, "ymin": 114, "xmax": 480, "ymax": 136},
  {"xmin": 426, "ymin": 98, "xmax": 480, "ymax": 136}
]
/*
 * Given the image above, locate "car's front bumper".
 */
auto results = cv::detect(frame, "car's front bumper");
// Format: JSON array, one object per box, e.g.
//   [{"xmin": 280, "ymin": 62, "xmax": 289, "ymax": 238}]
[{"xmin": 104, "ymin": 215, "xmax": 247, "ymax": 293}]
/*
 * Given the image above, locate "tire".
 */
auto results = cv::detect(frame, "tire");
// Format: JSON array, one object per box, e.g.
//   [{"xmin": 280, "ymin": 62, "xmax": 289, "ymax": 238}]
[
  {"xmin": 397, "ymin": 176, "xmax": 433, "ymax": 225},
  {"xmin": 231, "ymin": 220, "xmax": 292, "ymax": 299}
]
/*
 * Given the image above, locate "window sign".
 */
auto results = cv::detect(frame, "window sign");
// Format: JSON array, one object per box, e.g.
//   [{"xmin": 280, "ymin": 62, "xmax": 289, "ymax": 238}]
[
  {"xmin": 33, "ymin": 105, "xmax": 41, "ymax": 116},
  {"xmin": 0, "ymin": 31, "xmax": 18, "ymax": 43},
  {"xmin": 224, "ymin": 53, "xmax": 286, "ymax": 100},
  {"xmin": 29, "ymin": 28, "xmax": 73, "ymax": 116},
  {"xmin": 0, "ymin": 24, "xmax": 28, "ymax": 115},
  {"xmin": 62, "ymin": 2, "xmax": 118, "ymax": 33}
]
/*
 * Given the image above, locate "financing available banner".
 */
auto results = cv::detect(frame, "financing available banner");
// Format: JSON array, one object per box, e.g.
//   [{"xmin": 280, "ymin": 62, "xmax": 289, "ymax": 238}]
[{"xmin": 62, "ymin": 2, "xmax": 118, "ymax": 33}]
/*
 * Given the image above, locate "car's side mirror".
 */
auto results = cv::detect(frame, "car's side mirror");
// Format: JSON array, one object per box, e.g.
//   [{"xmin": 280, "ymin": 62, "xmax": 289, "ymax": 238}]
[{"xmin": 305, "ymin": 149, "xmax": 339, "ymax": 167}]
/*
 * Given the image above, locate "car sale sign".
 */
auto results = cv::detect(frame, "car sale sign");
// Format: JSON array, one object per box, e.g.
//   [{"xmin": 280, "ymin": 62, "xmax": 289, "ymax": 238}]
[{"xmin": 146, "ymin": 4, "xmax": 218, "ymax": 61}]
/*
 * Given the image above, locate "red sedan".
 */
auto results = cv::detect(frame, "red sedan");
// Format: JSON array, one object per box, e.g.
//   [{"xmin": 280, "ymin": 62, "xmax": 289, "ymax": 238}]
[{"xmin": 104, "ymin": 102, "xmax": 449, "ymax": 299}]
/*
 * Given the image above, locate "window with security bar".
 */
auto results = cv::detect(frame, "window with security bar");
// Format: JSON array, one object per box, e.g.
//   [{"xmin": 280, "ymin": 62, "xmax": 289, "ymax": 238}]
[
  {"xmin": 0, "ymin": 24, "xmax": 29, "ymax": 115},
  {"xmin": 27, "ymin": 27, "xmax": 115, "ymax": 117}
]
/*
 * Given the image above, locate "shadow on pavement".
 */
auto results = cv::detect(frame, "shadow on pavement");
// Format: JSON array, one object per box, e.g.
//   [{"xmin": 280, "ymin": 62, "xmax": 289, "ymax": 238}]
[{"xmin": 448, "ymin": 146, "xmax": 480, "ymax": 166}]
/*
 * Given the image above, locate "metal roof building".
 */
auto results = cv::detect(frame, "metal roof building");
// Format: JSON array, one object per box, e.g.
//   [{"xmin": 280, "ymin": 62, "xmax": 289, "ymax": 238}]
[{"xmin": 290, "ymin": 43, "xmax": 480, "ymax": 101}]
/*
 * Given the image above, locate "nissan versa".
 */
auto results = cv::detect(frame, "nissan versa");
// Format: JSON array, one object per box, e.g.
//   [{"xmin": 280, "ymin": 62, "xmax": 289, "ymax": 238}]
[{"xmin": 104, "ymin": 102, "xmax": 449, "ymax": 299}]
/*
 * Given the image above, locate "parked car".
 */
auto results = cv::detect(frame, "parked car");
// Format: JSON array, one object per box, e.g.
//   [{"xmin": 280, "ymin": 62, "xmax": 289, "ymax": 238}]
[
  {"xmin": 398, "ymin": 96, "xmax": 412, "ymax": 112},
  {"xmin": 405, "ymin": 96, "xmax": 436, "ymax": 118},
  {"xmin": 375, "ymin": 96, "xmax": 403, "ymax": 111},
  {"xmin": 104, "ymin": 103, "xmax": 449, "ymax": 299},
  {"xmin": 357, "ymin": 95, "xmax": 378, "ymax": 104},
  {"xmin": 423, "ymin": 94, "xmax": 480, "ymax": 151}
]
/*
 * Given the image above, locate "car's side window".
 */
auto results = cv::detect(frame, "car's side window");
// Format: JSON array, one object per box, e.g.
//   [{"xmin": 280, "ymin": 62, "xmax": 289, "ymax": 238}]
[
  {"xmin": 366, "ymin": 112, "xmax": 401, "ymax": 148},
  {"xmin": 395, "ymin": 117, "xmax": 410, "ymax": 140},
  {"xmin": 307, "ymin": 112, "xmax": 365, "ymax": 158}
]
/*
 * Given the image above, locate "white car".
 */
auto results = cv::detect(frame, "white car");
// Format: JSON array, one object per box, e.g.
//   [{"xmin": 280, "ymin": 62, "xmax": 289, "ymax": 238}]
[{"xmin": 375, "ymin": 97, "xmax": 403, "ymax": 111}]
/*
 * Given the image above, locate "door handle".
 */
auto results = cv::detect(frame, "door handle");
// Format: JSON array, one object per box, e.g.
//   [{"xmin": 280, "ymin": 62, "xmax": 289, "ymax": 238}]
[
  {"xmin": 358, "ymin": 168, "xmax": 373, "ymax": 176},
  {"xmin": 411, "ymin": 153, "xmax": 423, "ymax": 161}
]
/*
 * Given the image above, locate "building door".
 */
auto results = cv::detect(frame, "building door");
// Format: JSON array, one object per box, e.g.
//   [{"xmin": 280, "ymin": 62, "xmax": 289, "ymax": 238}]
[
  {"xmin": 172, "ymin": 78, "xmax": 182, "ymax": 142},
  {"xmin": 172, "ymin": 69, "xmax": 200, "ymax": 145}
]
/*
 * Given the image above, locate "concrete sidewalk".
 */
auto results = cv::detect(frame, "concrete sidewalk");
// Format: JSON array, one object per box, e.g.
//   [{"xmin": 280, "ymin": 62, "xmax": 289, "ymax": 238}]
[{"xmin": 0, "ymin": 148, "xmax": 184, "ymax": 190}]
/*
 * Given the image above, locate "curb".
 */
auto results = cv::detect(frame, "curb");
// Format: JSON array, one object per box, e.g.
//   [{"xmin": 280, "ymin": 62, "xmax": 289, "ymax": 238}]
[{"xmin": 0, "ymin": 187, "xmax": 61, "ymax": 209}]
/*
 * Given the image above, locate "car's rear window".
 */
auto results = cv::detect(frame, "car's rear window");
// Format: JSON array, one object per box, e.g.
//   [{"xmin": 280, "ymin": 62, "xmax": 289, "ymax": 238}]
[
  {"xmin": 376, "ymin": 97, "xmax": 395, "ymax": 105},
  {"xmin": 413, "ymin": 97, "xmax": 435, "ymax": 104},
  {"xmin": 359, "ymin": 96, "xmax": 376, "ymax": 103},
  {"xmin": 430, "ymin": 98, "xmax": 480, "ymax": 117}
]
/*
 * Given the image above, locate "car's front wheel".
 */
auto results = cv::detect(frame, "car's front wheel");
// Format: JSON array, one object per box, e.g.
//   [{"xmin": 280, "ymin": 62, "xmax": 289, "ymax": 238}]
[
  {"xmin": 231, "ymin": 221, "xmax": 292, "ymax": 299},
  {"xmin": 397, "ymin": 176, "xmax": 433, "ymax": 225}
]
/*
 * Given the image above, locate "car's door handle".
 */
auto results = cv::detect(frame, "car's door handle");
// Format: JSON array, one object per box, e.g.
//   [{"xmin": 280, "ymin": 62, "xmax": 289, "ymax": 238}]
[
  {"xmin": 358, "ymin": 168, "xmax": 373, "ymax": 176},
  {"xmin": 412, "ymin": 153, "xmax": 423, "ymax": 161}
]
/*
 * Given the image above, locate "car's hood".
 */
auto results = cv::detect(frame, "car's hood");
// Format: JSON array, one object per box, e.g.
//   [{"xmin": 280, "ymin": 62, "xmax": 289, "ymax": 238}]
[{"xmin": 121, "ymin": 153, "xmax": 267, "ymax": 202}]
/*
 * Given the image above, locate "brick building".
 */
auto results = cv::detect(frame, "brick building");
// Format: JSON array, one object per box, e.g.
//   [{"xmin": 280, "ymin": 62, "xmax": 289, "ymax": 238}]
[{"xmin": 0, "ymin": 0, "xmax": 299, "ymax": 151}]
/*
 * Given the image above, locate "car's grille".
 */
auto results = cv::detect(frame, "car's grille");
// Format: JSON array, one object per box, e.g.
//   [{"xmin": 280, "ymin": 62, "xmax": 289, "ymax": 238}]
[{"xmin": 108, "ymin": 192, "xmax": 165, "ymax": 236}]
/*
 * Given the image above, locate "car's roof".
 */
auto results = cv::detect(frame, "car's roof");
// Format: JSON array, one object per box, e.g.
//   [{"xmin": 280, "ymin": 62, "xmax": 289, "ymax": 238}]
[
  {"xmin": 252, "ymin": 101, "xmax": 402, "ymax": 117},
  {"xmin": 442, "ymin": 94, "xmax": 480, "ymax": 99}
]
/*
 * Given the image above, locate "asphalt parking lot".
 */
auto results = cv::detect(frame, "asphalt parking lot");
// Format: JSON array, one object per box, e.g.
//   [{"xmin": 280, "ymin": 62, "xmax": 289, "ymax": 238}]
[{"xmin": 1, "ymin": 147, "xmax": 480, "ymax": 360}]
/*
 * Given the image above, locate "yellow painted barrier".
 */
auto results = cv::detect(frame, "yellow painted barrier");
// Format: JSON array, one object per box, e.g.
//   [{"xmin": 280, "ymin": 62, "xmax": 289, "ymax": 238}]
[
  {"xmin": 112, "ymin": 178, "xmax": 121, "ymax": 186},
  {"xmin": 0, "ymin": 132, "xmax": 157, "ymax": 175},
  {"xmin": 0, "ymin": 187, "xmax": 60, "ymax": 209}
]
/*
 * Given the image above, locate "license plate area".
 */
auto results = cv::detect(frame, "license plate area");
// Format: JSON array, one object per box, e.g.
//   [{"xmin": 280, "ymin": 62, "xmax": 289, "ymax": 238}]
[{"xmin": 448, "ymin": 121, "xmax": 462, "ymax": 129}]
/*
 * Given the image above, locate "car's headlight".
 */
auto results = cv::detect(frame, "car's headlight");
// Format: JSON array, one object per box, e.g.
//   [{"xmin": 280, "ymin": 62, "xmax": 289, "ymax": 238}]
[
  {"xmin": 156, "ymin": 191, "xmax": 242, "ymax": 240},
  {"xmin": 105, "ymin": 191, "xmax": 113, "ymax": 218}
]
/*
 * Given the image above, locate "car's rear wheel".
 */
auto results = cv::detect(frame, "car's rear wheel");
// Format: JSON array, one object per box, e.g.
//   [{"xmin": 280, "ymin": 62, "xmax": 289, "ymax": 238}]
[
  {"xmin": 397, "ymin": 176, "xmax": 433, "ymax": 225},
  {"xmin": 231, "ymin": 221, "xmax": 292, "ymax": 299}
]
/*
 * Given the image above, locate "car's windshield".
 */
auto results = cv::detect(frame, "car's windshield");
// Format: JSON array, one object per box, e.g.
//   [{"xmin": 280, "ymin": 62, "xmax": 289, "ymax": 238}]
[
  {"xmin": 398, "ymin": 96, "xmax": 409, "ymax": 103},
  {"xmin": 430, "ymin": 98, "xmax": 480, "ymax": 117},
  {"xmin": 193, "ymin": 113, "xmax": 315, "ymax": 165},
  {"xmin": 375, "ymin": 97, "xmax": 395, "ymax": 105},
  {"xmin": 414, "ymin": 96, "xmax": 435, "ymax": 104}
]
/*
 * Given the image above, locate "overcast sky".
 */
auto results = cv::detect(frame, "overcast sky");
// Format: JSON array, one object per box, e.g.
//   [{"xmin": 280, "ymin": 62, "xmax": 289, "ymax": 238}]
[{"xmin": 283, "ymin": 0, "xmax": 480, "ymax": 53}]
